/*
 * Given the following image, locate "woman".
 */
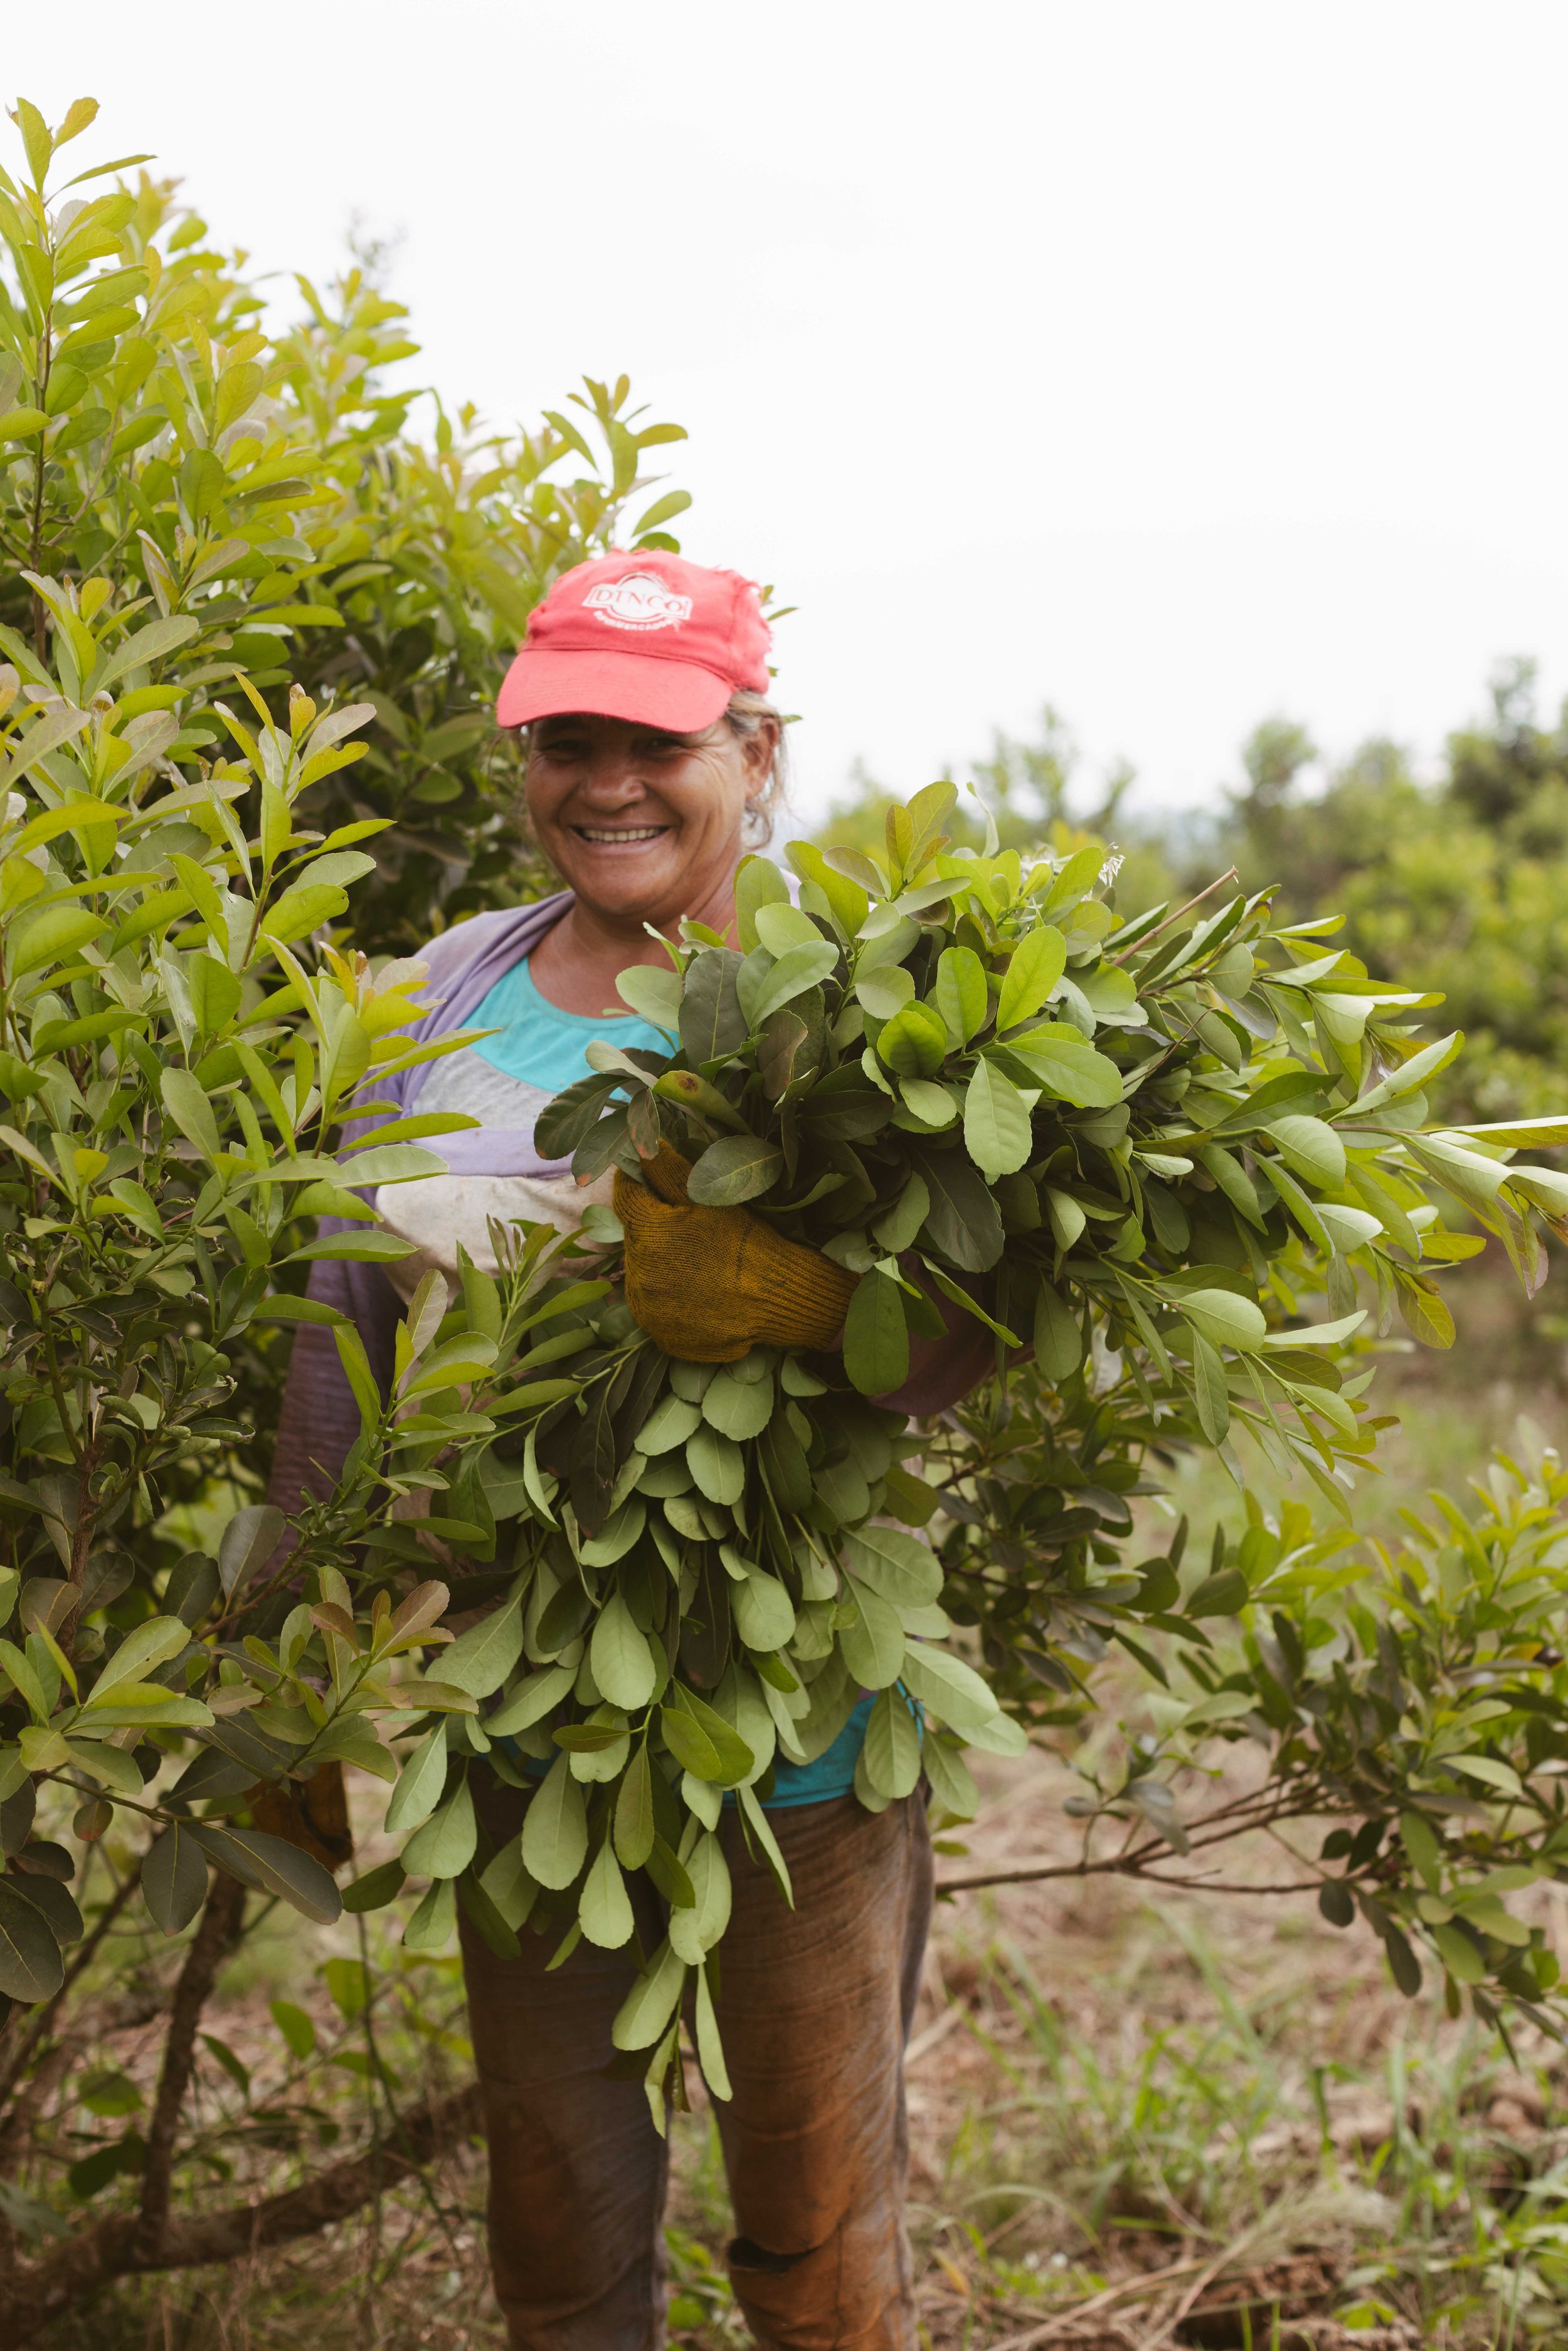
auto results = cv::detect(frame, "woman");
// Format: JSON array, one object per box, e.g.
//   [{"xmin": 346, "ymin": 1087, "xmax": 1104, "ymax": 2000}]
[{"xmin": 270, "ymin": 551, "xmax": 990, "ymax": 2350}]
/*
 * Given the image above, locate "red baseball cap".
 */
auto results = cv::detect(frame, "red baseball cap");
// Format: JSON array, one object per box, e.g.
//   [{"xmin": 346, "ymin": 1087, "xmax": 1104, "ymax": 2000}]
[{"xmin": 496, "ymin": 551, "xmax": 772, "ymax": 734}]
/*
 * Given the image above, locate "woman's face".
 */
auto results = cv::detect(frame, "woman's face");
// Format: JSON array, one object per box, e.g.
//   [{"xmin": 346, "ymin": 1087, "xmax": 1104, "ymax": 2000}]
[{"xmin": 524, "ymin": 711, "xmax": 776, "ymax": 931}]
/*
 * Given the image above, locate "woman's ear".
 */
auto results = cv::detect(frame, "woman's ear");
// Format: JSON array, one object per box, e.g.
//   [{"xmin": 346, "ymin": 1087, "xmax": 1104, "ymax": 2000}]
[{"xmin": 741, "ymin": 714, "xmax": 780, "ymax": 801}]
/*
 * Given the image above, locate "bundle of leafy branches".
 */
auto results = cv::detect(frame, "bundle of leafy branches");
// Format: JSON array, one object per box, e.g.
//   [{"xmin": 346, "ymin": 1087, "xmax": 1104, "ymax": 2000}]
[{"xmin": 349, "ymin": 781, "xmax": 1568, "ymax": 2113}]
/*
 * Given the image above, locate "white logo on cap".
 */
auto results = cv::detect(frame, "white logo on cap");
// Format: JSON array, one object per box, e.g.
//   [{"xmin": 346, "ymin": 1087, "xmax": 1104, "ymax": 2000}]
[{"xmin": 583, "ymin": 571, "xmax": 692, "ymax": 632}]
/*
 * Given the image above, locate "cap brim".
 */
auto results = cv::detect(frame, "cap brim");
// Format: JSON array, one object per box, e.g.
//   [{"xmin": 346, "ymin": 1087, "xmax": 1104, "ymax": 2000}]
[{"xmin": 496, "ymin": 647, "xmax": 733, "ymax": 733}]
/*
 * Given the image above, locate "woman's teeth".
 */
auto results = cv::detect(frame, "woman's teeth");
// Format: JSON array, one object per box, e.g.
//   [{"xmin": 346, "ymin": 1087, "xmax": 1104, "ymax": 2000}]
[{"xmin": 574, "ymin": 825, "xmax": 667, "ymax": 843}]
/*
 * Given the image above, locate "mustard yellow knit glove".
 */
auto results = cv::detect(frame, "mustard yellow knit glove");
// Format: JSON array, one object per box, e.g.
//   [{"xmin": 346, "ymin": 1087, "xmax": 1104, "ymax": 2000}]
[{"xmin": 615, "ymin": 1141, "xmax": 857, "ymax": 1364}]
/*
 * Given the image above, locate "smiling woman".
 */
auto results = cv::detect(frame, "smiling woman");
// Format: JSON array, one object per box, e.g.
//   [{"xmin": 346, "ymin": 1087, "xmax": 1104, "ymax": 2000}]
[{"xmin": 267, "ymin": 549, "xmax": 985, "ymax": 2349}]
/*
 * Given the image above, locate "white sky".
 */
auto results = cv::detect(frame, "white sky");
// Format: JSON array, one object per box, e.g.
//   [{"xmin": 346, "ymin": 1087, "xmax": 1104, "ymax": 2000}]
[{"xmin": 22, "ymin": 2, "xmax": 1568, "ymax": 824}]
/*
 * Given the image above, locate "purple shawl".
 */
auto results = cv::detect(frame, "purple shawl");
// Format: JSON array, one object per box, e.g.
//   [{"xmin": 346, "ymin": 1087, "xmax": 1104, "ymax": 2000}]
[{"xmin": 269, "ymin": 895, "xmax": 575, "ymax": 1514}]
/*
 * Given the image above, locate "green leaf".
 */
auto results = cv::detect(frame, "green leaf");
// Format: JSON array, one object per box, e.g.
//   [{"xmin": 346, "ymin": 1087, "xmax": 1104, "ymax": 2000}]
[
  {"xmin": 997, "ymin": 925, "xmax": 1066, "ymax": 1029},
  {"xmin": 341, "ymin": 1859, "xmax": 406, "ymax": 1914},
  {"xmin": 1399, "ymin": 1811, "xmax": 1443, "ymax": 1893},
  {"xmin": 694, "ymin": 1961, "xmax": 733, "ymax": 2099},
  {"xmin": 667, "ymin": 1832, "xmax": 732, "ymax": 1961},
  {"xmin": 755, "ymin": 904, "xmax": 825, "ymax": 955},
  {"xmin": 678, "ymin": 948, "xmax": 747, "ymax": 1061},
  {"xmin": 216, "ymin": 1504, "xmax": 285, "ymax": 1600},
  {"xmin": 262, "ymin": 883, "xmax": 349, "ymax": 944},
  {"xmin": 731, "ymin": 1569, "xmax": 796, "ymax": 1653},
  {"xmin": 1396, "ymin": 1270, "xmax": 1456, "ymax": 1350},
  {"xmin": 839, "ymin": 1578, "xmax": 906, "ymax": 1687},
  {"xmin": 686, "ymin": 1135, "xmax": 784, "ymax": 1206},
  {"xmin": 1189, "ymin": 1331, "xmax": 1230, "ymax": 1445},
  {"xmin": 337, "ymin": 1144, "xmax": 447, "ymax": 1187},
  {"xmin": 1430, "ymin": 1921, "xmax": 1486, "ymax": 1986},
  {"xmin": 402, "ymin": 1877, "xmax": 457, "ymax": 1951},
  {"xmin": 10, "ymin": 902, "xmax": 108, "ymax": 977},
  {"xmin": 871, "ymin": 1173, "xmax": 930, "ymax": 1255},
  {"xmin": 914, "ymin": 1148, "xmax": 1004, "ymax": 1271},
  {"xmin": 188, "ymin": 1825, "xmax": 342, "ymax": 1923},
  {"xmin": 578, "ymin": 1838, "xmax": 635, "ymax": 1950},
  {"xmin": 531, "ymin": 1070, "xmax": 621, "ymax": 1161},
  {"xmin": 862, "ymin": 1688, "xmax": 923, "ymax": 1798},
  {"xmin": 686, "ymin": 1424, "xmax": 744, "ymax": 1505},
  {"xmin": 877, "ymin": 1001, "xmax": 948, "ymax": 1078},
  {"xmin": 401, "ymin": 1780, "xmax": 477, "ymax": 1880},
  {"xmin": 695, "ymin": 1372, "xmax": 768, "ymax": 1445},
  {"xmin": 521, "ymin": 1753, "xmax": 589, "ymax": 1889},
  {"xmin": 591, "ymin": 1595, "xmax": 659, "ymax": 1709},
  {"xmin": 159, "ymin": 1066, "xmax": 220, "ymax": 1160},
  {"xmin": 442, "ymin": 1598, "xmax": 523, "ymax": 1699},
  {"xmin": 611, "ymin": 1937, "xmax": 687, "ymax": 2050},
  {"xmin": 638, "ymin": 1393, "xmax": 702, "ymax": 1455},
  {"xmin": 662, "ymin": 1687, "xmax": 754, "ymax": 1786},
  {"xmin": 1181, "ymin": 1289, "xmax": 1266, "ymax": 1352},
  {"xmin": 1034, "ymin": 1283, "xmax": 1083, "ymax": 1380},
  {"xmin": 963, "ymin": 1058, "xmax": 1033, "ymax": 1182},
  {"xmin": 615, "ymin": 1743, "xmax": 657, "ymax": 1868},
  {"xmin": 615, "ymin": 962, "xmax": 681, "ymax": 1028},
  {"xmin": 934, "ymin": 946, "xmax": 988, "ymax": 1046},
  {"xmin": 1185, "ymin": 1568, "xmax": 1249, "ymax": 1616},
  {"xmin": 844, "ymin": 1270, "xmax": 909, "ymax": 1396},
  {"xmin": 733, "ymin": 855, "xmax": 790, "ymax": 953},
  {"xmin": 922, "ymin": 1734, "xmax": 979, "ymax": 1820},
  {"xmin": 844, "ymin": 1524, "xmax": 943, "ymax": 1612},
  {"xmin": 89, "ymin": 1615, "xmax": 188, "ymax": 1697},
  {"xmin": 0, "ymin": 1882, "xmax": 64, "ymax": 2003},
  {"xmin": 1265, "ymin": 1114, "xmax": 1347, "ymax": 1190},
  {"xmin": 142, "ymin": 1823, "xmax": 209, "ymax": 1936},
  {"xmin": 752, "ymin": 940, "xmax": 839, "ymax": 1024},
  {"xmin": 479, "ymin": 1839, "xmax": 539, "ymax": 1931},
  {"xmin": 785, "ymin": 839, "xmax": 869, "ymax": 939},
  {"xmin": 856, "ymin": 965, "xmax": 915, "ymax": 1021},
  {"xmin": 384, "ymin": 1722, "xmax": 448, "ymax": 1835},
  {"xmin": 1004, "ymin": 1031, "xmax": 1121, "ymax": 1107}
]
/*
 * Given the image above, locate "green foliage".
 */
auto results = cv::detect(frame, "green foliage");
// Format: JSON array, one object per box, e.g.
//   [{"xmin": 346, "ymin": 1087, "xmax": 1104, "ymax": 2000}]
[
  {"xmin": 1189, "ymin": 659, "xmax": 1568, "ymax": 1124},
  {"xmin": 1029, "ymin": 1421, "xmax": 1568, "ymax": 2033},
  {"xmin": 0, "ymin": 94, "xmax": 691, "ymax": 958}
]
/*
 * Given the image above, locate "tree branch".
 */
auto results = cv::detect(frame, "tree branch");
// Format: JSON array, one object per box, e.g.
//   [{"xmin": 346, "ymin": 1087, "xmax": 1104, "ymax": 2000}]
[
  {"xmin": 137, "ymin": 1871, "xmax": 247, "ymax": 2260},
  {"xmin": 0, "ymin": 2081, "xmax": 483, "ymax": 2344}
]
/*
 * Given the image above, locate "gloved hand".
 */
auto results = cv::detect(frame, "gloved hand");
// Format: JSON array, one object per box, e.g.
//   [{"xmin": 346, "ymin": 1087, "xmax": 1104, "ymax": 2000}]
[{"xmin": 615, "ymin": 1140, "xmax": 857, "ymax": 1364}]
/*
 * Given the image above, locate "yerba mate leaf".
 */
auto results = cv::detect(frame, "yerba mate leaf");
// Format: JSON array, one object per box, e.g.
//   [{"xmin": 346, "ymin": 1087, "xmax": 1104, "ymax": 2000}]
[
  {"xmin": 843, "ymin": 1270, "xmax": 909, "ymax": 1397},
  {"xmin": 686, "ymin": 1135, "xmax": 784, "ymax": 1206},
  {"xmin": 913, "ymin": 1149, "xmax": 1003, "ymax": 1271},
  {"xmin": 679, "ymin": 947, "xmax": 748, "ymax": 1063},
  {"xmin": 0, "ymin": 1882, "xmax": 63, "ymax": 2003},
  {"xmin": 534, "ymin": 1070, "xmax": 620, "ymax": 1161},
  {"xmin": 143, "ymin": 1822, "xmax": 210, "ymax": 1936}
]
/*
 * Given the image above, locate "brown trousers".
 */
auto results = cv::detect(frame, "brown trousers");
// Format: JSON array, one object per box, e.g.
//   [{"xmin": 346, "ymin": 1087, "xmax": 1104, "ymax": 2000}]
[{"xmin": 459, "ymin": 1778, "xmax": 933, "ymax": 2350}]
